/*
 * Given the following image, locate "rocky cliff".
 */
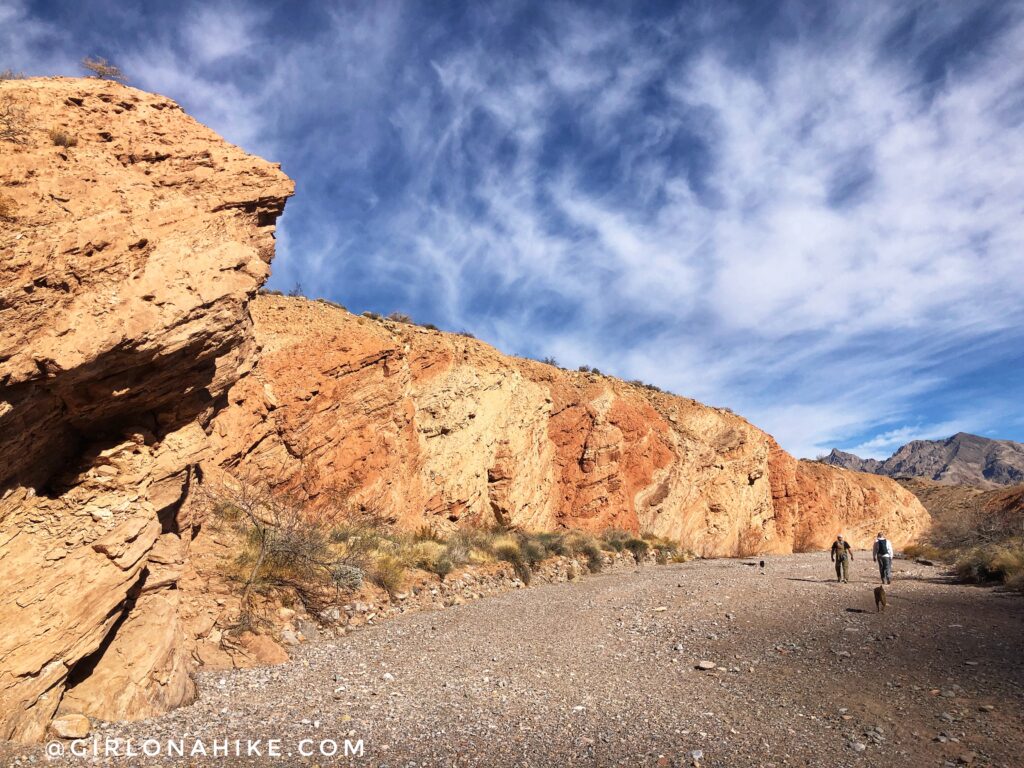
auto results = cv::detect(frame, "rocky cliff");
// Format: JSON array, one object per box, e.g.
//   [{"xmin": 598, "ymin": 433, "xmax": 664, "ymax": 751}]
[
  {"xmin": 0, "ymin": 78, "xmax": 293, "ymax": 742},
  {"xmin": 212, "ymin": 296, "xmax": 930, "ymax": 555},
  {"xmin": 822, "ymin": 433, "xmax": 1024, "ymax": 487}
]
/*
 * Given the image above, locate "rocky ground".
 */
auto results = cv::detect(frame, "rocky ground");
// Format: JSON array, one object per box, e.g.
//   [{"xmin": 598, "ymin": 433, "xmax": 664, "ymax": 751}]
[{"xmin": 6, "ymin": 553, "xmax": 1022, "ymax": 768}]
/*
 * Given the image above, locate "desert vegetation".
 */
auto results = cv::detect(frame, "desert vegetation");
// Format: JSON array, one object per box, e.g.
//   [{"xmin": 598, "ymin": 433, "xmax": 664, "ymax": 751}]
[
  {"xmin": 47, "ymin": 127, "xmax": 77, "ymax": 147},
  {"xmin": 904, "ymin": 490, "xmax": 1024, "ymax": 591},
  {"xmin": 203, "ymin": 472, "xmax": 696, "ymax": 629},
  {"xmin": 0, "ymin": 194, "xmax": 16, "ymax": 222},
  {"xmin": 0, "ymin": 94, "xmax": 29, "ymax": 143},
  {"xmin": 81, "ymin": 56, "xmax": 126, "ymax": 82}
]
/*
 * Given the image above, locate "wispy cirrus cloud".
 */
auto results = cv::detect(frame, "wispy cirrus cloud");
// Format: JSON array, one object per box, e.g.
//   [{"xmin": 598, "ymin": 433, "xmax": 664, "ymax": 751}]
[{"xmin": 4, "ymin": 0, "xmax": 1023, "ymax": 459}]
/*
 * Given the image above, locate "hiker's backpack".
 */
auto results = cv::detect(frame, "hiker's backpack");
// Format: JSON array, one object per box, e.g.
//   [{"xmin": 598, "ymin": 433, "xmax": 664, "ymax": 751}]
[{"xmin": 877, "ymin": 538, "xmax": 889, "ymax": 557}]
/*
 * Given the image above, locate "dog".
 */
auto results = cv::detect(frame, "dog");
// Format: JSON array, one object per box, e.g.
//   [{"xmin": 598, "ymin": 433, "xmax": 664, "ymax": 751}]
[{"xmin": 874, "ymin": 585, "xmax": 887, "ymax": 613}]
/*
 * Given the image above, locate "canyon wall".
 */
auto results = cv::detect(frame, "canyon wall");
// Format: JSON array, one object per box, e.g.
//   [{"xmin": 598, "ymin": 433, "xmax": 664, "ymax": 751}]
[
  {"xmin": 0, "ymin": 79, "xmax": 293, "ymax": 741},
  {"xmin": 213, "ymin": 296, "xmax": 930, "ymax": 555},
  {"xmin": 0, "ymin": 78, "xmax": 928, "ymax": 743}
]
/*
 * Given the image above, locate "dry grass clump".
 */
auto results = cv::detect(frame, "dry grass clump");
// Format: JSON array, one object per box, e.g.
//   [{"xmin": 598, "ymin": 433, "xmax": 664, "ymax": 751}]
[
  {"xmin": 48, "ymin": 127, "xmax": 78, "ymax": 147},
  {"xmin": 367, "ymin": 554, "xmax": 406, "ymax": 597}
]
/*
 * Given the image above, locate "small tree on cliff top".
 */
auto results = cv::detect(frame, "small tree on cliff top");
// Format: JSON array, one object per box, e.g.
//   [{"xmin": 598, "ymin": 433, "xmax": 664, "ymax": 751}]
[{"xmin": 81, "ymin": 56, "xmax": 126, "ymax": 82}]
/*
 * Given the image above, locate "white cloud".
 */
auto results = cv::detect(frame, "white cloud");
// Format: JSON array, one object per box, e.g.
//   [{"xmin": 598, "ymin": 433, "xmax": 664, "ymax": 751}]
[{"xmin": 4, "ymin": 2, "xmax": 1022, "ymax": 459}]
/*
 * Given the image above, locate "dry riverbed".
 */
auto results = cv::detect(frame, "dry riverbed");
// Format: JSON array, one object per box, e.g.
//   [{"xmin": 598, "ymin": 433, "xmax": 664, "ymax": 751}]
[{"xmin": 6, "ymin": 553, "xmax": 1022, "ymax": 767}]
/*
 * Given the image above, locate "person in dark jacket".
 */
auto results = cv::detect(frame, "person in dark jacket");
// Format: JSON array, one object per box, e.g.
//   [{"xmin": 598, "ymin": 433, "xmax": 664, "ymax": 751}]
[{"xmin": 830, "ymin": 534, "xmax": 853, "ymax": 583}]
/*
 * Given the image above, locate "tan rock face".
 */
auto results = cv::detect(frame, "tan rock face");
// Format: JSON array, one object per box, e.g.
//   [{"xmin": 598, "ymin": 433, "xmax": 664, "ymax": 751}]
[
  {"xmin": 0, "ymin": 78, "xmax": 293, "ymax": 742},
  {"xmin": 213, "ymin": 296, "xmax": 930, "ymax": 554}
]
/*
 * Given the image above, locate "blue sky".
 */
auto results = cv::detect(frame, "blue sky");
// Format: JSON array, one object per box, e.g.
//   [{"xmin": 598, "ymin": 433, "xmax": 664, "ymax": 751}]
[{"xmin": 4, "ymin": 0, "xmax": 1023, "ymax": 459}]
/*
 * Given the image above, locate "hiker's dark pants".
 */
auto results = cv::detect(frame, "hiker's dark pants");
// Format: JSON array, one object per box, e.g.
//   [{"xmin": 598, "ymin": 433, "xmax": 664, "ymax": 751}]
[
  {"xmin": 834, "ymin": 556, "xmax": 849, "ymax": 582},
  {"xmin": 877, "ymin": 556, "xmax": 892, "ymax": 584}
]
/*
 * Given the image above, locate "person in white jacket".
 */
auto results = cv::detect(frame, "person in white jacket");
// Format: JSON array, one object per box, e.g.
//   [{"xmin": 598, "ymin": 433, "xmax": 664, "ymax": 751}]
[{"xmin": 872, "ymin": 532, "xmax": 894, "ymax": 584}]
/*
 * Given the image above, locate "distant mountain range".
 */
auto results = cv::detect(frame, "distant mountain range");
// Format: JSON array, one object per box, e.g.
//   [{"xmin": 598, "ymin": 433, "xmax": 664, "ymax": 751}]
[{"xmin": 821, "ymin": 432, "xmax": 1024, "ymax": 488}]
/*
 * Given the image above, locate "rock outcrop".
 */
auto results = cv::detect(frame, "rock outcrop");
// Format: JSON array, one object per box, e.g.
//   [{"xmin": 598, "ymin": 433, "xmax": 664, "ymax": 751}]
[
  {"xmin": 0, "ymin": 78, "xmax": 293, "ymax": 742},
  {"xmin": 822, "ymin": 433, "xmax": 1024, "ymax": 488},
  {"xmin": 213, "ymin": 296, "xmax": 930, "ymax": 555}
]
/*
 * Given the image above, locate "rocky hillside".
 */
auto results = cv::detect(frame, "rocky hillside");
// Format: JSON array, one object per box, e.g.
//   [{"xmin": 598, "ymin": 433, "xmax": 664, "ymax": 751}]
[
  {"xmin": 894, "ymin": 477, "xmax": 1024, "ymax": 532},
  {"xmin": 822, "ymin": 433, "xmax": 1024, "ymax": 487},
  {"xmin": 0, "ymin": 78, "xmax": 293, "ymax": 742},
  {"xmin": 212, "ymin": 296, "xmax": 930, "ymax": 556}
]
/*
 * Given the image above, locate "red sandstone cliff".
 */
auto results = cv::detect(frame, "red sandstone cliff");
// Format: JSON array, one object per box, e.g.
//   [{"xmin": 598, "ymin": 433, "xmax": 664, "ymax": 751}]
[{"xmin": 212, "ymin": 296, "xmax": 930, "ymax": 555}]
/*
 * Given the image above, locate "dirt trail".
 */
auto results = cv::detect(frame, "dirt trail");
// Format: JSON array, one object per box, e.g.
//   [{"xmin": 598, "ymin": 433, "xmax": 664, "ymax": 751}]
[{"xmin": 8, "ymin": 553, "xmax": 1022, "ymax": 767}]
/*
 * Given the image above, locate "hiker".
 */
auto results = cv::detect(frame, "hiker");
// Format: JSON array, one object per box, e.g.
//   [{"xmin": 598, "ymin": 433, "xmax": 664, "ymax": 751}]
[
  {"xmin": 872, "ymin": 531, "xmax": 894, "ymax": 584},
  {"xmin": 830, "ymin": 534, "xmax": 853, "ymax": 583}
]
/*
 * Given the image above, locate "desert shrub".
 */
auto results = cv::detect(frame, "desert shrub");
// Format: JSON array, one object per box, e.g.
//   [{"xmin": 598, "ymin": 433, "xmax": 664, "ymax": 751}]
[
  {"xmin": 0, "ymin": 194, "xmax": 16, "ymax": 222},
  {"xmin": 314, "ymin": 298, "xmax": 347, "ymax": 310},
  {"xmin": 791, "ymin": 524, "xmax": 820, "ymax": 553},
  {"xmin": 204, "ymin": 474, "xmax": 355, "ymax": 628},
  {"xmin": 330, "ymin": 564, "xmax": 364, "ymax": 590},
  {"xmin": 441, "ymin": 531, "xmax": 472, "ymax": 565},
  {"xmin": 412, "ymin": 525, "xmax": 444, "ymax": 543},
  {"xmin": 82, "ymin": 56, "xmax": 126, "ymax": 82},
  {"xmin": 541, "ymin": 357, "xmax": 559, "ymax": 367},
  {"xmin": 629, "ymin": 379, "xmax": 663, "ymax": 393},
  {"xmin": 421, "ymin": 323, "xmax": 439, "ymax": 330},
  {"xmin": 492, "ymin": 535, "xmax": 531, "ymax": 584},
  {"xmin": 903, "ymin": 543, "xmax": 944, "ymax": 561},
  {"xmin": 286, "ymin": 282, "xmax": 304, "ymax": 297},
  {"xmin": 578, "ymin": 365, "xmax": 591, "ymax": 373},
  {"xmin": 736, "ymin": 525, "xmax": 763, "ymax": 557},
  {"xmin": 403, "ymin": 539, "xmax": 456, "ymax": 580},
  {"xmin": 623, "ymin": 537, "xmax": 649, "ymax": 563},
  {"xmin": 600, "ymin": 529, "xmax": 631, "ymax": 552},
  {"xmin": 387, "ymin": 312, "xmax": 412, "ymax": 324},
  {"xmin": 566, "ymin": 532, "xmax": 604, "ymax": 573},
  {"xmin": 48, "ymin": 128, "xmax": 77, "ymax": 147},
  {"xmin": 456, "ymin": 330, "xmax": 476, "ymax": 338},
  {"xmin": 368, "ymin": 553, "xmax": 406, "ymax": 596},
  {"xmin": 0, "ymin": 95, "xmax": 28, "ymax": 143},
  {"xmin": 362, "ymin": 311, "xmax": 381, "ymax": 320},
  {"xmin": 955, "ymin": 541, "xmax": 1024, "ymax": 586},
  {"xmin": 535, "ymin": 531, "xmax": 568, "ymax": 556},
  {"xmin": 1, "ymin": 69, "xmax": 26, "ymax": 80},
  {"xmin": 519, "ymin": 537, "xmax": 548, "ymax": 570}
]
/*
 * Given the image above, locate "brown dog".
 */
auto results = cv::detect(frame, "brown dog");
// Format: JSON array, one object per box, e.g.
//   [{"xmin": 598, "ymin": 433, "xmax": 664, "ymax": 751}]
[{"xmin": 874, "ymin": 585, "xmax": 887, "ymax": 612}]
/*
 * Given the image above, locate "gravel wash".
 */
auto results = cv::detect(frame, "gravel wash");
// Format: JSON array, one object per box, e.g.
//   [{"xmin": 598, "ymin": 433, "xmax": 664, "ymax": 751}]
[{"xmin": 6, "ymin": 553, "xmax": 1022, "ymax": 768}]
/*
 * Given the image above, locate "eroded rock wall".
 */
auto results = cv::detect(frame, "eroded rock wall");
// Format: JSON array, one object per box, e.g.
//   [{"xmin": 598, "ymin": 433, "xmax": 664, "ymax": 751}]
[
  {"xmin": 213, "ymin": 296, "xmax": 930, "ymax": 555},
  {"xmin": 0, "ymin": 78, "xmax": 293, "ymax": 741}
]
